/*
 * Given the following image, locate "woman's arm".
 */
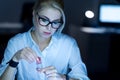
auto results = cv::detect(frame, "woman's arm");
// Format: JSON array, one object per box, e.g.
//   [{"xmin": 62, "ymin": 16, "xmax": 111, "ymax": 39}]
[
  {"xmin": 67, "ymin": 39, "xmax": 90, "ymax": 80},
  {"xmin": 0, "ymin": 65, "xmax": 17, "ymax": 80}
]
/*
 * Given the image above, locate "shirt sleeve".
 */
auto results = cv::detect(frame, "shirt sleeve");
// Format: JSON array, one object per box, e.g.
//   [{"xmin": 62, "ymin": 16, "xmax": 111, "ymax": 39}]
[
  {"xmin": 68, "ymin": 39, "xmax": 90, "ymax": 80},
  {"xmin": 0, "ymin": 38, "xmax": 17, "ymax": 76}
]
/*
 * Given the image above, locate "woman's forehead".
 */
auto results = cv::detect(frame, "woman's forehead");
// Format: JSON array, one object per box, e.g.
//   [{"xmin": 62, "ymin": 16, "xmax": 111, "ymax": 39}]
[{"xmin": 38, "ymin": 7, "xmax": 62, "ymax": 20}]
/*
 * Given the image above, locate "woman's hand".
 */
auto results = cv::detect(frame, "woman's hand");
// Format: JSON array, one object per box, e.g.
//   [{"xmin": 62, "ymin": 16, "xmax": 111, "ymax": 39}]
[
  {"xmin": 39, "ymin": 66, "xmax": 66, "ymax": 80},
  {"xmin": 12, "ymin": 47, "xmax": 38, "ymax": 63}
]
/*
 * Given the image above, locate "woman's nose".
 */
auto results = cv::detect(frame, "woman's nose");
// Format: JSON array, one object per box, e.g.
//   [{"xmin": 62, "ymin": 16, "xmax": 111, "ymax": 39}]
[{"xmin": 47, "ymin": 24, "xmax": 52, "ymax": 30}]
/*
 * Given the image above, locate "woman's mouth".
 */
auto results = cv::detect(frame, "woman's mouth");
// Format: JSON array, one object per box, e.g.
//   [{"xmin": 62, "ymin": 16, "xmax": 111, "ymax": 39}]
[{"xmin": 43, "ymin": 32, "xmax": 51, "ymax": 35}]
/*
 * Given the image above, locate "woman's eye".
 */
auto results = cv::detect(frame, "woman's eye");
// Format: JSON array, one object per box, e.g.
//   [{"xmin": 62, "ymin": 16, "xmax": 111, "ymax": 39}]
[
  {"xmin": 41, "ymin": 18, "xmax": 48, "ymax": 22},
  {"xmin": 53, "ymin": 22, "xmax": 61, "ymax": 25}
]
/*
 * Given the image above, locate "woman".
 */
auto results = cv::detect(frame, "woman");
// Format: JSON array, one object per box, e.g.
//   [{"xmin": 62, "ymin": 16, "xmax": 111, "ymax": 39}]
[{"xmin": 0, "ymin": 0, "xmax": 90, "ymax": 80}]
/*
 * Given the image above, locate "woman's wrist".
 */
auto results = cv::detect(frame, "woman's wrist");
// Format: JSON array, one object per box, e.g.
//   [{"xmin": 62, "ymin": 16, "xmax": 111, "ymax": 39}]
[
  {"xmin": 65, "ymin": 74, "xmax": 69, "ymax": 80},
  {"xmin": 7, "ymin": 59, "xmax": 19, "ymax": 68},
  {"xmin": 63, "ymin": 74, "xmax": 69, "ymax": 80}
]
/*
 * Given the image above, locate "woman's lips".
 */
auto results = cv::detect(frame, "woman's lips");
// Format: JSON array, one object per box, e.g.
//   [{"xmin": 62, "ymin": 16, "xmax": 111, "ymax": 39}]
[{"xmin": 44, "ymin": 32, "xmax": 51, "ymax": 35}]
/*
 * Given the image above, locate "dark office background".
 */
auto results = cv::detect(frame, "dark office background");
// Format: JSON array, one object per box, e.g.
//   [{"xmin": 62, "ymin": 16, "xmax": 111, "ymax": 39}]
[{"xmin": 0, "ymin": 0, "xmax": 120, "ymax": 80}]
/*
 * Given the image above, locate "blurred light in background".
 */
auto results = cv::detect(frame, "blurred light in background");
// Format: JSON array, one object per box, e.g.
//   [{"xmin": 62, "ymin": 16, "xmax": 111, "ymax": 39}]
[{"xmin": 85, "ymin": 10, "xmax": 94, "ymax": 18}]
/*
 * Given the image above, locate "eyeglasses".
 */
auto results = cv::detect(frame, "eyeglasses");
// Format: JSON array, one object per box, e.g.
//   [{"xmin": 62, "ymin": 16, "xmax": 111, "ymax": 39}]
[{"xmin": 37, "ymin": 14, "xmax": 63, "ymax": 29}]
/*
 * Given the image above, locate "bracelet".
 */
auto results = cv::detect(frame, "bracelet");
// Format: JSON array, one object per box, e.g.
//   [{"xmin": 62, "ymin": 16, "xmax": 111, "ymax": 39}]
[
  {"xmin": 65, "ymin": 74, "xmax": 69, "ymax": 80},
  {"xmin": 7, "ymin": 59, "xmax": 19, "ymax": 68}
]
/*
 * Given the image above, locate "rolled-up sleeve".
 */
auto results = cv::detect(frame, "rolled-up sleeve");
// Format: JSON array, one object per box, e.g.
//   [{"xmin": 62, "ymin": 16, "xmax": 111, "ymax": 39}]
[
  {"xmin": 0, "ymin": 38, "xmax": 17, "ymax": 76},
  {"xmin": 68, "ymin": 40, "xmax": 90, "ymax": 80}
]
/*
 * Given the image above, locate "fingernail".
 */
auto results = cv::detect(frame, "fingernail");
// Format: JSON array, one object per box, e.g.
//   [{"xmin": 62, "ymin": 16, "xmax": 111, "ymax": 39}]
[{"xmin": 36, "ymin": 57, "xmax": 41, "ymax": 64}]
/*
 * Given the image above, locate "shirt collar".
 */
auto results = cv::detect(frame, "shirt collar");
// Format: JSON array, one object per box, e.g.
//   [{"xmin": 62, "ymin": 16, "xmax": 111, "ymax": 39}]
[{"xmin": 27, "ymin": 26, "xmax": 58, "ymax": 49}]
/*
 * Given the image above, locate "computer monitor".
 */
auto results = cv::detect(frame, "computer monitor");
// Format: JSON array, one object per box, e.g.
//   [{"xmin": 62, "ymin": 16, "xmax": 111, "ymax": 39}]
[{"xmin": 98, "ymin": 4, "xmax": 120, "ymax": 27}]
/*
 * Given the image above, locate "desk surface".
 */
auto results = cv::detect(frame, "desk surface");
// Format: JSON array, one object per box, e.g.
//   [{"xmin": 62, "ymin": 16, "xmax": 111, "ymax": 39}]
[
  {"xmin": 0, "ymin": 22, "xmax": 23, "ymax": 34},
  {"xmin": 80, "ymin": 27, "xmax": 120, "ymax": 34}
]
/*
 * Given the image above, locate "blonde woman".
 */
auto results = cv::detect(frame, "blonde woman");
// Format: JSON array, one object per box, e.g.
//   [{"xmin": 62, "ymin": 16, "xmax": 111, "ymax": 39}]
[{"xmin": 0, "ymin": 0, "xmax": 90, "ymax": 80}]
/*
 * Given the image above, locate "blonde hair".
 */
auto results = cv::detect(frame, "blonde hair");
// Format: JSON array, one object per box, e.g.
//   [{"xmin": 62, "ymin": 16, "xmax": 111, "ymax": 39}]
[{"xmin": 32, "ymin": 0, "xmax": 64, "ymax": 14}]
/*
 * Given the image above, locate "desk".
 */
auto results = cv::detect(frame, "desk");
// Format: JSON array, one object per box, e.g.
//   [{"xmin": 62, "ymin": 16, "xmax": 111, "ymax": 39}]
[
  {"xmin": 0, "ymin": 22, "xmax": 23, "ymax": 34},
  {"xmin": 80, "ymin": 27, "xmax": 120, "ymax": 34}
]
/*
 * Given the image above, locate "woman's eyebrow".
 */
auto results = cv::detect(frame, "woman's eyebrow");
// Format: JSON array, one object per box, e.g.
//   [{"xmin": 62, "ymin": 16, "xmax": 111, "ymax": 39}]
[
  {"xmin": 38, "ymin": 14, "xmax": 61, "ymax": 22},
  {"xmin": 38, "ymin": 15, "xmax": 49, "ymax": 20}
]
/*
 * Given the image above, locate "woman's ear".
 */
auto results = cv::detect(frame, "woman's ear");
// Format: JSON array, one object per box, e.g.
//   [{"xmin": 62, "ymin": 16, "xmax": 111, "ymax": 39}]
[
  {"xmin": 32, "ymin": 10, "xmax": 36, "ymax": 22},
  {"xmin": 32, "ymin": 10, "xmax": 35, "ymax": 16}
]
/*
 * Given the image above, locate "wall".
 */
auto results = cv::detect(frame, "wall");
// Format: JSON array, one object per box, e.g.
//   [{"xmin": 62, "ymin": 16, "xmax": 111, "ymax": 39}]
[
  {"xmin": 0, "ymin": 0, "xmax": 35, "ymax": 22},
  {"xmin": 0, "ymin": 0, "xmax": 100, "ymax": 25}
]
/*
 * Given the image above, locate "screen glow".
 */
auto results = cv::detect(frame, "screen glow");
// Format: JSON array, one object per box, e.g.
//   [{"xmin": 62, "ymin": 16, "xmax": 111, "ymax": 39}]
[{"xmin": 99, "ymin": 5, "xmax": 120, "ymax": 23}]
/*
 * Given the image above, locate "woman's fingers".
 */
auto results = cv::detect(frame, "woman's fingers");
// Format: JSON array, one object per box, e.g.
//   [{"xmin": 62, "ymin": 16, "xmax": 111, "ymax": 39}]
[
  {"xmin": 24, "ymin": 47, "xmax": 38, "ymax": 62},
  {"xmin": 41, "ymin": 66, "xmax": 57, "ymax": 73},
  {"xmin": 13, "ymin": 47, "xmax": 38, "ymax": 63},
  {"xmin": 40, "ymin": 66, "xmax": 59, "ymax": 78}
]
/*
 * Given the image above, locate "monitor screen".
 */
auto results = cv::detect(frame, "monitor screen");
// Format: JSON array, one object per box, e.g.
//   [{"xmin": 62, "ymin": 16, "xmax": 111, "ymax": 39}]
[{"xmin": 99, "ymin": 4, "xmax": 120, "ymax": 27}]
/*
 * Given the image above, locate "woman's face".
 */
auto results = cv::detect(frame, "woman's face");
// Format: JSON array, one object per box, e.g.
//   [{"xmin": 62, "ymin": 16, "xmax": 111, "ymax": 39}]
[{"xmin": 33, "ymin": 7, "xmax": 62, "ymax": 39}]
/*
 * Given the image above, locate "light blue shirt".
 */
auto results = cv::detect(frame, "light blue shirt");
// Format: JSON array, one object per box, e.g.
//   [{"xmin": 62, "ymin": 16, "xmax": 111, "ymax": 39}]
[{"xmin": 0, "ymin": 27, "xmax": 90, "ymax": 80}]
